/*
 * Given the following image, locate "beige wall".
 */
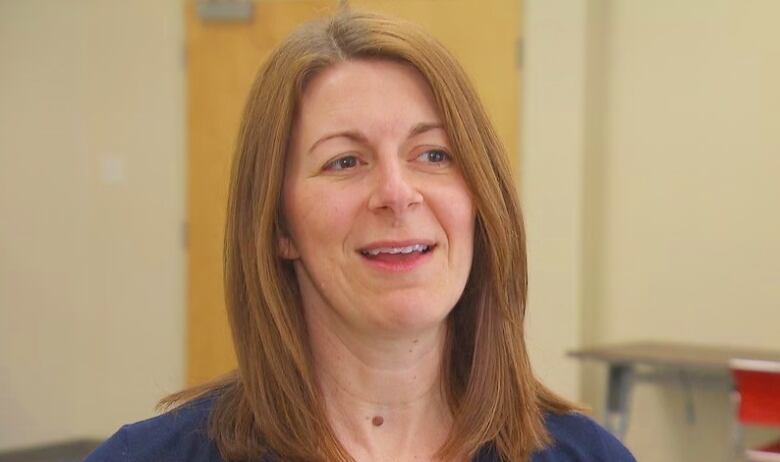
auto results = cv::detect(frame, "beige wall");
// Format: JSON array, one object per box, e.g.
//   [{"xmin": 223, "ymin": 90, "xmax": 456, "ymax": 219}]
[
  {"xmin": 525, "ymin": 1, "xmax": 780, "ymax": 461},
  {"xmin": 521, "ymin": 0, "xmax": 586, "ymax": 402},
  {"xmin": 591, "ymin": 1, "xmax": 780, "ymax": 460},
  {"xmin": 0, "ymin": 0, "xmax": 184, "ymax": 449}
]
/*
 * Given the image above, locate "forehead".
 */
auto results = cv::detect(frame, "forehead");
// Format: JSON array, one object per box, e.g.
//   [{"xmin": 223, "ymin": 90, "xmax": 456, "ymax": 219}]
[{"xmin": 294, "ymin": 59, "xmax": 442, "ymax": 135}]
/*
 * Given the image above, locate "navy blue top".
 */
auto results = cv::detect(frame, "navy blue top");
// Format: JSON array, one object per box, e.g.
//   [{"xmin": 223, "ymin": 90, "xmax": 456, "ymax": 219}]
[{"xmin": 84, "ymin": 398, "xmax": 635, "ymax": 461}]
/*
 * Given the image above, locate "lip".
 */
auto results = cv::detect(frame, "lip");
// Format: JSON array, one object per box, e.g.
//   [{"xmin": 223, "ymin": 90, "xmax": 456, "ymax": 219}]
[
  {"xmin": 358, "ymin": 239, "xmax": 436, "ymax": 252},
  {"xmin": 357, "ymin": 239, "xmax": 436, "ymax": 273}
]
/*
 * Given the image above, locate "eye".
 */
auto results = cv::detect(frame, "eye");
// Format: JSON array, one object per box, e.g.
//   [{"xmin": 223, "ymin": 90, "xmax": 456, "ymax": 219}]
[
  {"xmin": 418, "ymin": 149, "xmax": 451, "ymax": 164},
  {"xmin": 324, "ymin": 155, "xmax": 360, "ymax": 171}
]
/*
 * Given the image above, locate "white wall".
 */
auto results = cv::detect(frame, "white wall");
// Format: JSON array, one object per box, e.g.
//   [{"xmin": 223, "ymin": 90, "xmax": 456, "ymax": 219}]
[
  {"xmin": 524, "ymin": 1, "xmax": 780, "ymax": 461},
  {"xmin": 0, "ymin": 0, "xmax": 185, "ymax": 449}
]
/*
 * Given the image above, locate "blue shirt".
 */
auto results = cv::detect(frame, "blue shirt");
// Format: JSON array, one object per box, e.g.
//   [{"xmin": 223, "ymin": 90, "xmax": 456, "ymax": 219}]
[{"xmin": 85, "ymin": 398, "xmax": 635, "ymax": 461}]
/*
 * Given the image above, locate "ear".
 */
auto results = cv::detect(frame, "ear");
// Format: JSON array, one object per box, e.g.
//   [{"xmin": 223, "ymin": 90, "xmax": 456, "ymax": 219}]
[{"xmin": 277, "ymin": 235, "xmax": 300, "ymax": 260}]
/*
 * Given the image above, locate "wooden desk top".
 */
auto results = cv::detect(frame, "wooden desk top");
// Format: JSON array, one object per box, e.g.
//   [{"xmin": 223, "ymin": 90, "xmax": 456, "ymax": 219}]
[{"xmin": 568, "ymin": 341, "xmax": 780, "ymax": 371}]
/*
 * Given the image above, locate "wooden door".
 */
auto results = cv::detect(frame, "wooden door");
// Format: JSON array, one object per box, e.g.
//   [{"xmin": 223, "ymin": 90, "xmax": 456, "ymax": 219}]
[
  {"xmin": 185, "ymin": 0, "xmax": 335, "ymax": 385},
  {"xmin": 186, "ymin": 0, "xmax": 521, "ymax": 385}
]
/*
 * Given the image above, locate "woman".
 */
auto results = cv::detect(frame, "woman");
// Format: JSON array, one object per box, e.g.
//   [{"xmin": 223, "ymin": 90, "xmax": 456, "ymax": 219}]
[{"xmin": 86, "ymin": 9, "xmax": 635, "ymax": 462}]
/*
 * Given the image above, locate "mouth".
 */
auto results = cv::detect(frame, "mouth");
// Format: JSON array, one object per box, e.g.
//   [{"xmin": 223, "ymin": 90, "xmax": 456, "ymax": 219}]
[
  {"xmin": 359, "ymin": 243, "xmax": 434, "ymax": 257},
  {"xmin": 357, "ymin": 241, "xmax": 436, "ymax": 272}
]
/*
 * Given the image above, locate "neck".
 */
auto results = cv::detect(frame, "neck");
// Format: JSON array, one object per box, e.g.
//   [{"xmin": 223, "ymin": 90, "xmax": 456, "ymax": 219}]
[{"xmin": 305, "ymin": 307, "xmax": 454, "ymax": 461}]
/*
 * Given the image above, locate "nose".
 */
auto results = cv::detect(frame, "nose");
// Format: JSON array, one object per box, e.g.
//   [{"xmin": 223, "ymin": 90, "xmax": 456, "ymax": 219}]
[{"xmin": 367, "ymin": 159, "xmax": 423, "ymax": 216}]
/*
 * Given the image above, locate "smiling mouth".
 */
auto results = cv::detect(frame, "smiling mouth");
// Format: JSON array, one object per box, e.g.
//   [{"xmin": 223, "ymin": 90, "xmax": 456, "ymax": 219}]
[
  {"xmin": 357, "ymin": 242, "xmax": 436, "ymax": 272},
  {"xmin": 359, "ymin": 243, "xmax": 434, "ymax": 257}
]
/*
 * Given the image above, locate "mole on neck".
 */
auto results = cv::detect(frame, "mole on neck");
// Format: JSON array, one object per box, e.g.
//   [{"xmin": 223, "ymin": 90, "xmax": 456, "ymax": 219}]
[{"xmin": 371, "ymin": 416, "xmax": 384, "ymax": 427}]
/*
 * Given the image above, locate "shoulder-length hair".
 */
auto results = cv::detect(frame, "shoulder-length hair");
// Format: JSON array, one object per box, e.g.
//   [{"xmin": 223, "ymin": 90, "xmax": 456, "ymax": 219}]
[{"xmin": 163, "ymin": 8, "xmax": 575, "ymax": 462}]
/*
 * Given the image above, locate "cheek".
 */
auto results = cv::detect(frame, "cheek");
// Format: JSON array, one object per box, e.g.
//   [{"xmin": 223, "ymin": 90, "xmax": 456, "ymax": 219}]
[
  {"xmin": 450, "ymin": 202, "xmax": 477, "ymax": 264},
  {"xmin": 284, "ymin": 181, "xmax": 360, "ymax": 252},
  {"xmin": 438, "ymin": 183, "xmax": 476, "ymax": 240}
]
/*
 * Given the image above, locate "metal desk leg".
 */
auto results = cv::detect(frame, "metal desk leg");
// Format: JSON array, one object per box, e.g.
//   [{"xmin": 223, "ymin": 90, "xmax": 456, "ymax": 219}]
[{"xmin": 603, "ymin": 363, "xmax": 634, "ymax": 440}]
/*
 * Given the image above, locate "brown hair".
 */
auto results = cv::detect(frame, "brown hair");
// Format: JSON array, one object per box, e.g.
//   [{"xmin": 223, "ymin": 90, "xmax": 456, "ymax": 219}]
[{"xmin": 162, "ymin": 8, "xmax": 576, "ymax": 462}]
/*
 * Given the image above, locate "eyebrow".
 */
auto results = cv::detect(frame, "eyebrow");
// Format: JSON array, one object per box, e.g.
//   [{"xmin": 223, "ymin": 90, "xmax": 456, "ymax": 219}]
[{"xmin": 307, "ymin": 122, "xmax": 445, "ymax": 155}]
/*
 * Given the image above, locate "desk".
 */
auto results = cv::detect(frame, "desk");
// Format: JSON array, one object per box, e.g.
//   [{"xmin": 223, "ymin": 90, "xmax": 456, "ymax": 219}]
[{"xmin": 568, "ymin": 341, "xmax": 780, "ymax": 439}]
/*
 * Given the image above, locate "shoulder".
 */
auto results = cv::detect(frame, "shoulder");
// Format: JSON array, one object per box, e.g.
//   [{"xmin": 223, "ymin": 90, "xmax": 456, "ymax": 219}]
[
  {"xmin": 532, "ymin": 411, "xmax": 636, "ymax": 462},
  {"xmin": 84, "ymin": 397, "xmax": 223, "ymax": 462}
]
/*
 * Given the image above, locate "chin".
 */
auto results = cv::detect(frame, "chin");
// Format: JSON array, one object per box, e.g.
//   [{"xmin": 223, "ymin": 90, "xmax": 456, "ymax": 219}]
[{"xmin": 368, "ymin": 293, "xmax": 455, "ymax": 335}]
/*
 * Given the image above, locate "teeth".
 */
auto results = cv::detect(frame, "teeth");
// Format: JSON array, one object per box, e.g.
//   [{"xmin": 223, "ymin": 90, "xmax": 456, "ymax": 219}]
[{"xmin": 364, "ymin": 244, "xmax": 429, "ymax": 256}]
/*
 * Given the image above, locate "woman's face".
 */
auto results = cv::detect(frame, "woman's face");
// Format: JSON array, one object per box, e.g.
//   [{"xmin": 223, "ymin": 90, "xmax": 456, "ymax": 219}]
[{"xmin": 282, "ymin": 59, "xmax": 475, "ymax": 337}]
